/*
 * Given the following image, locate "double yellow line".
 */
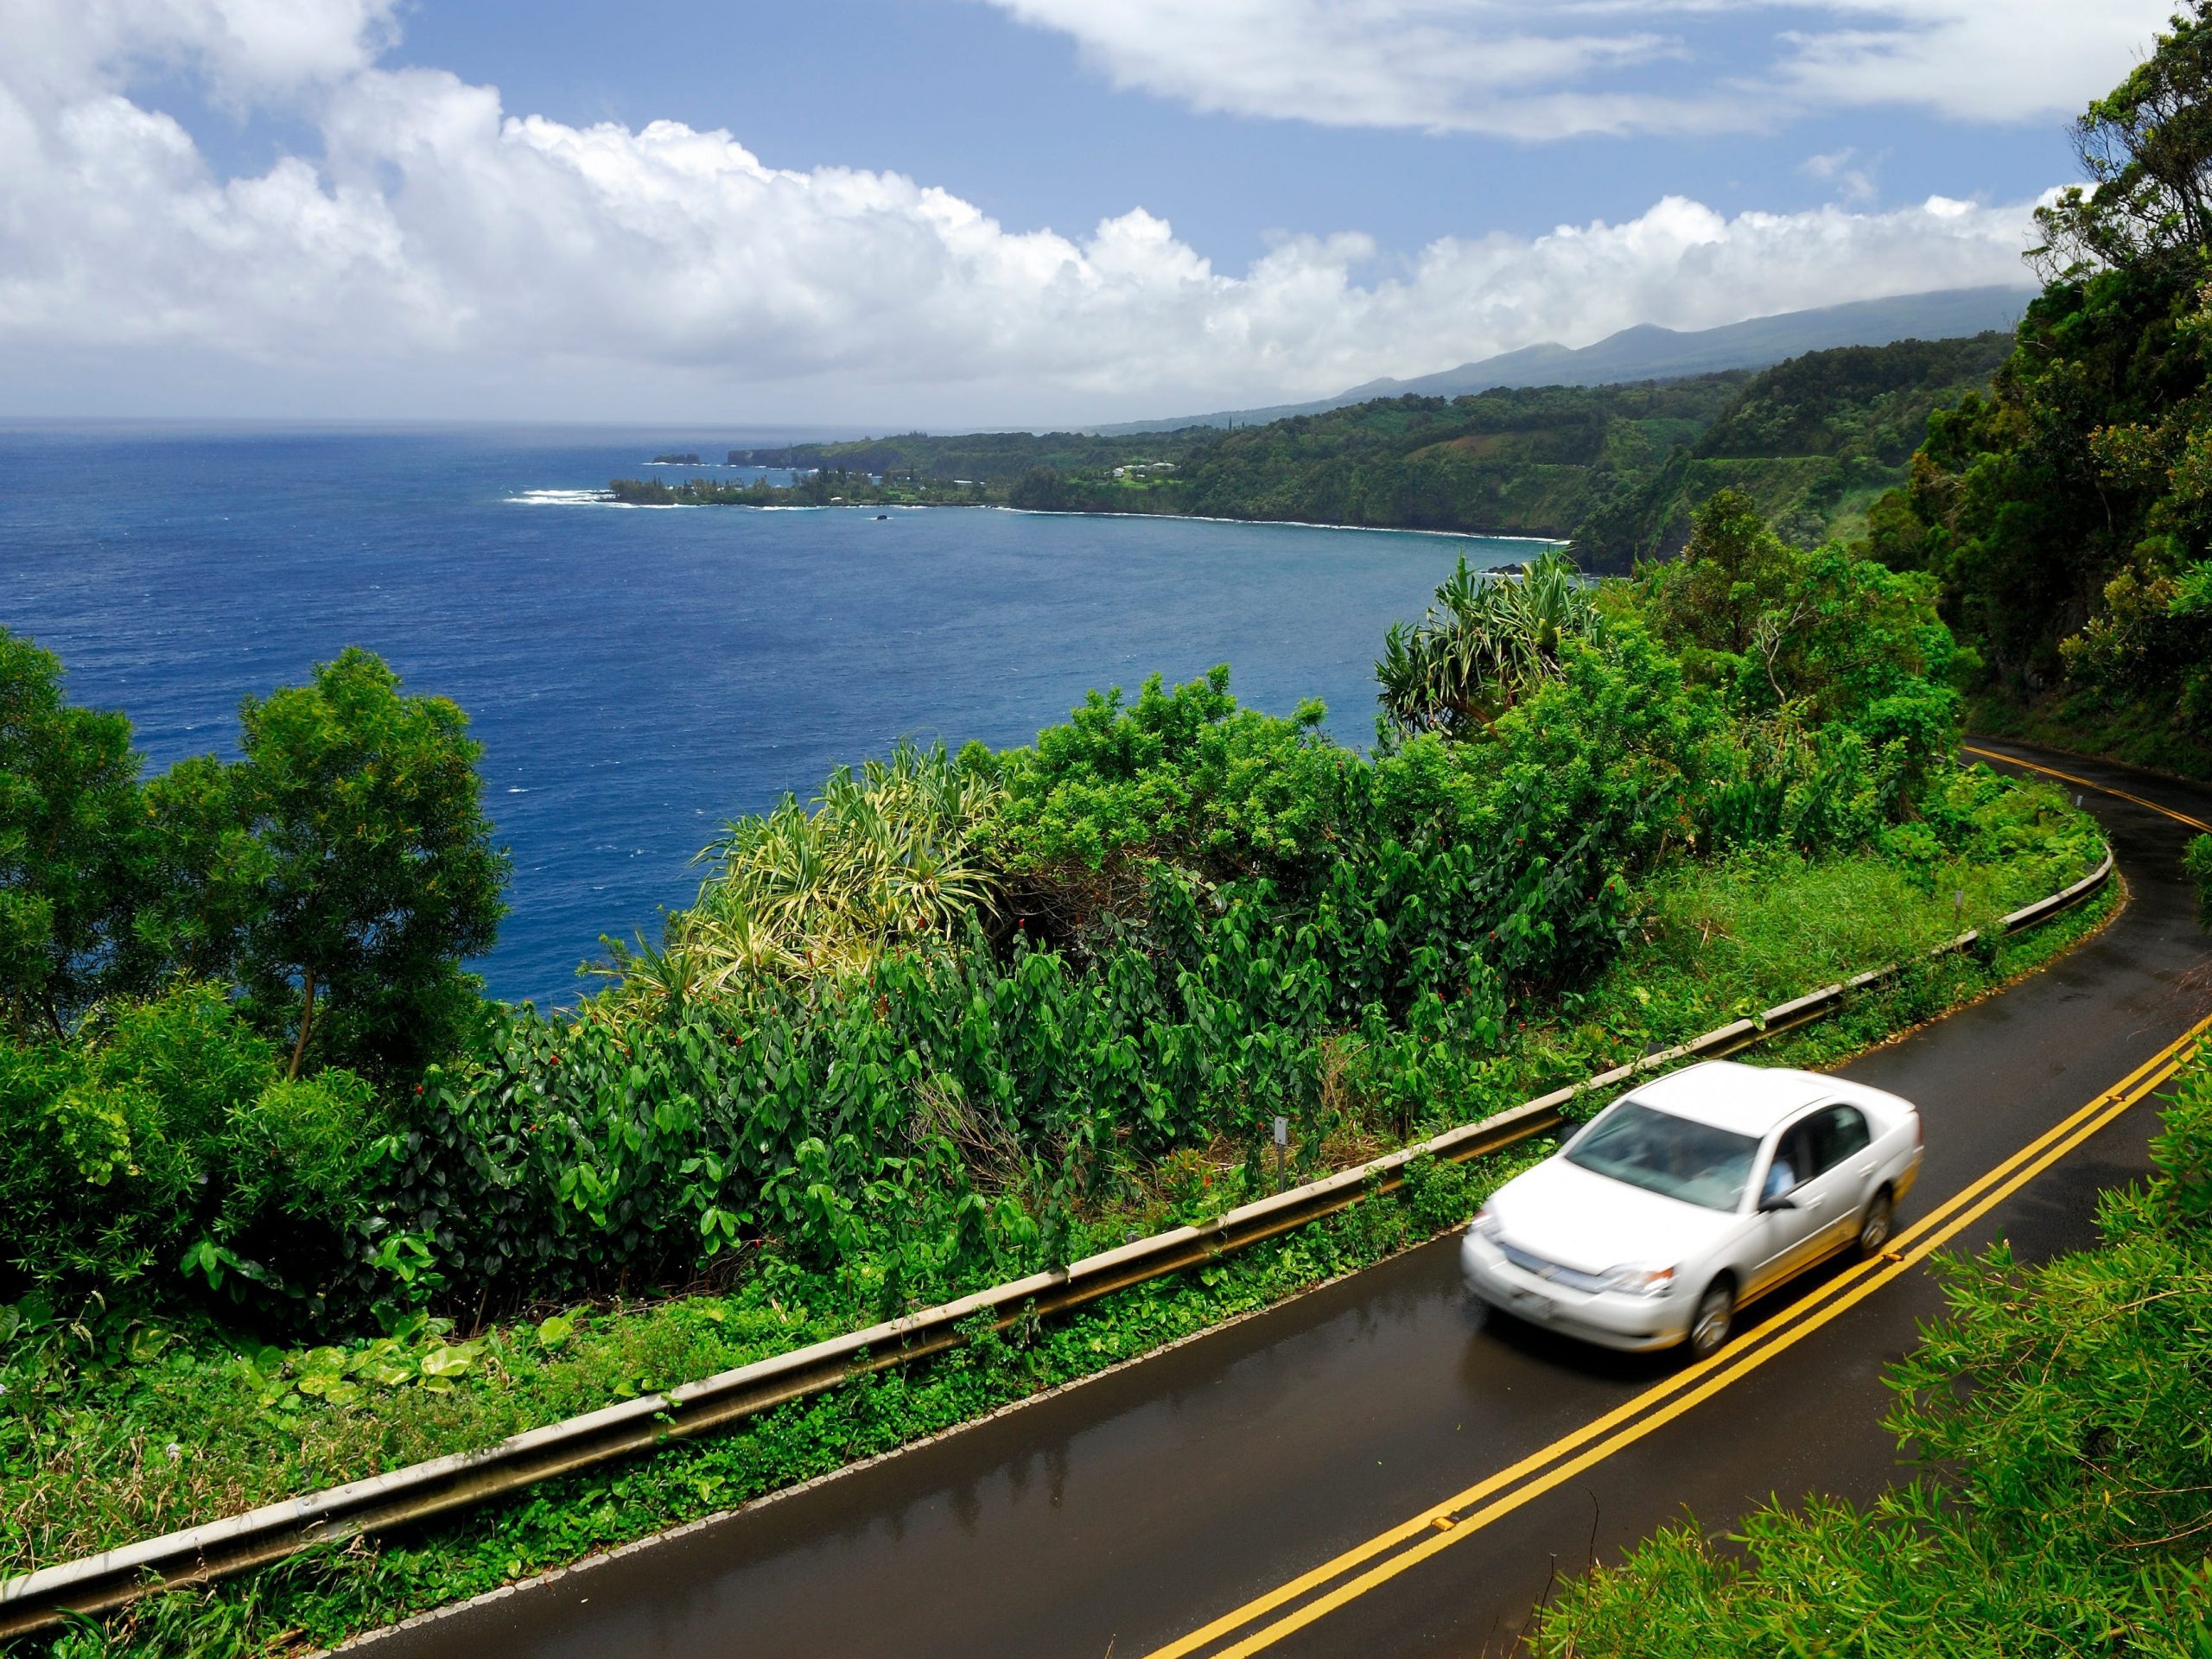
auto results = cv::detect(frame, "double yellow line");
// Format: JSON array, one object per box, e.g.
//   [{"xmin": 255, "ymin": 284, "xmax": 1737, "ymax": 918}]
[
  {"xmin": 1962, "ymin": 743, "xmax": 2212, "ymax": 833},
  {"xmin": 1147, "ymin": 1013, "xmax": 2212, "ymax": 1659}
]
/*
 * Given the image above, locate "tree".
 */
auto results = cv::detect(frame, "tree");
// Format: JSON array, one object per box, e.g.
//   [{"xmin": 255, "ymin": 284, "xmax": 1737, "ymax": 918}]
[
  {"xmin": 1007, "ymin": 465, "xmax": 1071, "ymax": 512},
  {"xmin": 128, "ymin": 753, "xmax": 270, "ymax": 987},
  {"xmin": 0, "ymin": 629, "xmax": 144, "ymax": 1036},
  {"xmin": 2033, "ymin": 2, "xmax": 2212, "ymax": 278},
  {"xmin": 1859, "ymin": 8, "xmax": 2212, "ymax": 773},
  {"xmin": 235, "ymin": 648, "xmax": 508, "ymax": 1082}
]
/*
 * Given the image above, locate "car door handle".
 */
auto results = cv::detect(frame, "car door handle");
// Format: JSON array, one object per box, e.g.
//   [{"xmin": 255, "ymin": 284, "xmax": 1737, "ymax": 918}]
[
  {"xmin": 1804, "ymin": 1196, "xmax": 1824, "ymax": 1211},
  {"xmin": 1856, "ymin": 1162, "xmax": 1877, "ymax": 1178}
]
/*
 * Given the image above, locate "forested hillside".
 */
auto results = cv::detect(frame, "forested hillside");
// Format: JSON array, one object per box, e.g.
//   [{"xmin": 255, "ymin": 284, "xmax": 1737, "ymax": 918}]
[
  {"xmin": 1575, "ymin": 332, "xmax": 2015, "ymax": 564},
  {"xmin": 688, "ymin": 334, "xmax": 2011, "ymax": 563},
  {"xmin": 1855, "ymin": 5, "xmax": 2212, "ymax": 780}
]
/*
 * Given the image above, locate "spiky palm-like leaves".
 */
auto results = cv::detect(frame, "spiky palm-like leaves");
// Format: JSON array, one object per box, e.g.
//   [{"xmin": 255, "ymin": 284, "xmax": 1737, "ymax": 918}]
[
  {"xmin": 600, "ymin": 741, "xmax": 1003, "ymax": 1012},
  {"xmin": 1377, "ymin": 550, "xmax": 1596, "ymax": 737}
]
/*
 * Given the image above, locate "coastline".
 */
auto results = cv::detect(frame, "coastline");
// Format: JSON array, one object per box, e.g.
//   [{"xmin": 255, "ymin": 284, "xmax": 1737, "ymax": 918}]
[{"xmin": 522, "ymin": 489, "xmax": 1570, "ymax": 547}]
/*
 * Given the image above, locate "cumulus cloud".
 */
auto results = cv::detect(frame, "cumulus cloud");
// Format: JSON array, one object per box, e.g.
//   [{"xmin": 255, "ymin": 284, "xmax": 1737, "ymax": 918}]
[
  {"xmin": 0, "ymin": 0, "xmax": 2047, "ymax": 422},
  {"xmin": 982, "ymin": 0, "xmax": 2170, "ymax": 137}
]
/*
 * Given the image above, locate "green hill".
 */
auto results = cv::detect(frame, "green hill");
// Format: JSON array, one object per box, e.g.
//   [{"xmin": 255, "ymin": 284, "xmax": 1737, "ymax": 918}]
[
  {"xmin": 1573, "ymin": 333, "xmax": 2016, "ymax": 565},
  {"xmin": 695, "ymin": 332, "xmax": 2014, "ymax": 568}
]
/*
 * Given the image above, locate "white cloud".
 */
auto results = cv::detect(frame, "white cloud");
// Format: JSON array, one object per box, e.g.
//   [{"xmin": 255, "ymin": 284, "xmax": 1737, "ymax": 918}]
[
  {"xmin": 1802, "ymin": 145, "xmax": 1878, "ymax": 205},
  {"xmin": 8, "ymin": 0, "xmax": 397, "ymax": 104},
  {"xmin": 980, "ymin": 0, "xmax": 2171, "ymax": 137},
  {"xmin": 0, "ymin": 0, "xmax": 2047, "ymax": 423},
  {"xmin": 1769, "ymin": 3, "xmax": 2162, "ymax": 124}
]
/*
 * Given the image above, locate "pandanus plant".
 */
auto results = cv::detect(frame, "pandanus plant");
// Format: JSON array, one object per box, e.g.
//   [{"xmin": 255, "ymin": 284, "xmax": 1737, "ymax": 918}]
[
  {"xmin": 1376, "ymin": 550, "xmax": 1596, "ymax": 737},
  {"xmin": 599, "ymin": 741, "xmax": 1004, "ymax": 1013}
]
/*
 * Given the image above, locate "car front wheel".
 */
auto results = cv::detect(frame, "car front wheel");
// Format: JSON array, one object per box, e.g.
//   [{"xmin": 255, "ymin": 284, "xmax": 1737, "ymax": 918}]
[
  {"xmin": 1857, "ymin": 1188, "xmax": 1894, "ymax": 1256},
  {"xmin": 1687, "ymin": 1279, "xmax": 1734, "ymax": 1360}
]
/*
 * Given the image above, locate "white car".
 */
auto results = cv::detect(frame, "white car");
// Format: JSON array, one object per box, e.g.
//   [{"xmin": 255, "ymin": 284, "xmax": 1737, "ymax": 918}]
[{"xmin": 1460, "ymin": 1059, "xmax": 1923, "ymax": 1360}]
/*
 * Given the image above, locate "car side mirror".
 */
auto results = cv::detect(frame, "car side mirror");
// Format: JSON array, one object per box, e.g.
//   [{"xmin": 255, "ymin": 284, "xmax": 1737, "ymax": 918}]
[{"xmin": 1758, "ymin": 1194, "xmax": 1798, "ymax": 1213}]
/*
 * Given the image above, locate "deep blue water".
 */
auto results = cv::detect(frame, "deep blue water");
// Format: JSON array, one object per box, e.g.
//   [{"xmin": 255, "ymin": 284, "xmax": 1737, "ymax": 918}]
[{"xmin": 0, "ymin": 423, "xmax": 1547, "ymax": 1006}]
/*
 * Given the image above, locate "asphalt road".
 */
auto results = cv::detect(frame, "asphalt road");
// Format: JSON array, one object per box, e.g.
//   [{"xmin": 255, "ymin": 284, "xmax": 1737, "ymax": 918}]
[{"xmin": 357, "ymin": 741, "xmax": 2212, "ymax": 1659}]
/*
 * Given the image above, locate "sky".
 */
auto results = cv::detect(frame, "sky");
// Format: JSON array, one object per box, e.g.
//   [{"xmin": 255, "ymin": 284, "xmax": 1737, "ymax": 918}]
[{"xmin": 0, "ymin": 0, "xmax": 2174, "ymax": 428}]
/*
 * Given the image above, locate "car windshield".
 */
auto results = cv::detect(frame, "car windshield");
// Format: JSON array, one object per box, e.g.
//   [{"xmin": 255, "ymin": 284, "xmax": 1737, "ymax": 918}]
[{"xmin": 1565, "ymin": 1101, "xmax": 1759, "ymax": 1212}]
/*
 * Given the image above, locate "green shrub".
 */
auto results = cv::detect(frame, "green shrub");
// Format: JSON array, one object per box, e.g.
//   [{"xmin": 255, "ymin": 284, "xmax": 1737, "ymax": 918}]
[
  {"xmin": 0, "ymin": 983, "xmax": 383, "ymax": 1320},
  {"xmin": 987, "ymin": 664, "xmax": 1339, "ymax": 890},
  {"xmin": 2186, "ymin": 832, "xmax": 2212, "ymax": 931}
]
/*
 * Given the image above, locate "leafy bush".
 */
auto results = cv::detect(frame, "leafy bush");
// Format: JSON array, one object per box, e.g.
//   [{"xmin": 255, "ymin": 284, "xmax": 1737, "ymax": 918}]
[
  {"xmin": 1376, "ymin": 550, "xmax": 1599, "ymax": 735},
  {"xmin": 987, "ymin": 664, "xmax": 1338, "ymax": 899},
  {"xmin": 0, "ymin": 983, "xmax": 381, "ymax": 1313}
]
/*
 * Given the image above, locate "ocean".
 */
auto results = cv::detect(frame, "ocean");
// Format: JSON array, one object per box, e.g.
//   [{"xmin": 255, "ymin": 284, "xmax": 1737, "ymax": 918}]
[{"xmin": 0, "ymin": 423, "xmax": 1548, "ymax": 1007}]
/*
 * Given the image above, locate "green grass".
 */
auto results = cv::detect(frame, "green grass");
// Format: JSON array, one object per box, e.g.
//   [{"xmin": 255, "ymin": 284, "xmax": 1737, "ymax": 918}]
[{"xmin": 1, "ymin": 785, "xmax": 2116, "ymax": 1656}]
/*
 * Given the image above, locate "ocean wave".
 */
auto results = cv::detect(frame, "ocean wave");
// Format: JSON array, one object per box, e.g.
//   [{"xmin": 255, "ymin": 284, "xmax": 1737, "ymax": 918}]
[{"xmin": 508, "ymin": 489, "xmax": 689, "ymax": 509}]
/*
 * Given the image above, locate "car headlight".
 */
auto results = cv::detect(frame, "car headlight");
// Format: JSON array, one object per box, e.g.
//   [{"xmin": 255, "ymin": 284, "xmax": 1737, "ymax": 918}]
[
  {"xmin": 1471, "ymin": 1208, "xmax": 1503, "ymax": 1242},
  {"xmin": 1599, "ymin": 1264, "xmax": 1675, "ymax": 1297}
]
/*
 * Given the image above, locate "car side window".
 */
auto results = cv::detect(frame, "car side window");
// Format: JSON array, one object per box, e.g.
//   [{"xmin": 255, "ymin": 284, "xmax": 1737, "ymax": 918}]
[
  {"xmin": 1802, "ymin": 1105, "xmax": 1872, "ymax": 1176},
  {"xmin": 1826, "ymin": 1105, "xmax": 1871, "ymax": 1164},
  {"xmin": 1763, "ymin": 1124, "xmax": 1809, "ymax": 1201}
]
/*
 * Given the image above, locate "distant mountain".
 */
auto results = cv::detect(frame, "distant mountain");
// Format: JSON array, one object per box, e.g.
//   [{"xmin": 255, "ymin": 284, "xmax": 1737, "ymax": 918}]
[{"xmin": 1095, "ymin": 286, "xmax": 2034, "ymax": 435}]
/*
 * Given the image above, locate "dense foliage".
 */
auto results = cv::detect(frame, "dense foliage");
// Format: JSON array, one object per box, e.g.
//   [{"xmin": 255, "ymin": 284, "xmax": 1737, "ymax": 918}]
[
  {"xmin": 0, "ymin": 637, "xmax": 505, "ymax": 1322},
  {"xmin": 0, "ymin": 631, "xmax": 143, "ymax": 1036},
  {"xmin": 1538, "ymin": 1042, "xmax": 2212, "ymax": 1658},
  {"xmin": 1580, "ymin": 332, "xmax": 2015, "ymax": 563},
  {"xmin": 1861, "ymin": 5, "xmax": 2212, "ymax": 776}
]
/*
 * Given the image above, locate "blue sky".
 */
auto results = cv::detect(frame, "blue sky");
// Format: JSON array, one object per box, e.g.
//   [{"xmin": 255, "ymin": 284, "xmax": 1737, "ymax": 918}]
[
  {"xmin": 385, "ymin": 0, "xmax": 2082, "ymax": 267},
  {"xmin": 0, "ymin": 1, "xmax": 2169, "ymax": 425}
]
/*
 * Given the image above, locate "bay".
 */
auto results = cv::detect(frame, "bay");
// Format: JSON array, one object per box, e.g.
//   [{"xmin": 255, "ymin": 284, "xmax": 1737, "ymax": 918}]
[{"xmin": 0, "ymin": 423, "xmax": 1547, "ymax": 1007}]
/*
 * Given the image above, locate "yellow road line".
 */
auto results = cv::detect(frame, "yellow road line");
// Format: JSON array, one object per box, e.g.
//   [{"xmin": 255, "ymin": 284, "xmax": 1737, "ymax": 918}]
[
  {"xmin": 1963, "ymin": 744, "xmax": 2212, "ymax": 833},
  {"xmin": 1148, "ymin": 1009, "xmax": 2212, "ymax": 1659}
]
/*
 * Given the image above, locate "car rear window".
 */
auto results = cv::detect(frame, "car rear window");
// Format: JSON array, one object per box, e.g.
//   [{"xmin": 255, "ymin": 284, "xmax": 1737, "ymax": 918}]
[{"xmin": 1567, "ymin": 1101, "xmax": 1760, "ymax": 1212}]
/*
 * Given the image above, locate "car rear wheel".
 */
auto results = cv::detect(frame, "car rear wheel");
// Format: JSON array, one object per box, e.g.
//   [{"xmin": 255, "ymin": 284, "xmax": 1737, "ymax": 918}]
[
  {"xmin": 1687, "ymin": 1279, "xmax": 1734, "ymax": 1360},
  {"xmin": 1857, "ymin": 1187, "xmax": 1895, "ymax": 1256}
]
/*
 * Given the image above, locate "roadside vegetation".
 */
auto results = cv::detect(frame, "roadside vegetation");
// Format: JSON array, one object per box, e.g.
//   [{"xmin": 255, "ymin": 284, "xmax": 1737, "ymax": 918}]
[{"xmin": 0, "ymin": 468, "xmax": 2116, "ymax": 1652}]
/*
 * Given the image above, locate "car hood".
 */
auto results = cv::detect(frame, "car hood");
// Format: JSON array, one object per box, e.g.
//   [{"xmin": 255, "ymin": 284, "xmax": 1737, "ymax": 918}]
[{"xmin": 1487, "ymin": 1155, "xmax": 1740, "ymax": 1274}]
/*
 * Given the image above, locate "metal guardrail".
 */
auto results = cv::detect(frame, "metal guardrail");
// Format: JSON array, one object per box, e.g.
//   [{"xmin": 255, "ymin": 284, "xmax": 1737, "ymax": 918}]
[{"xmin": 0, "ymin": 851, "xmax": 2114, "ymax": 1640}]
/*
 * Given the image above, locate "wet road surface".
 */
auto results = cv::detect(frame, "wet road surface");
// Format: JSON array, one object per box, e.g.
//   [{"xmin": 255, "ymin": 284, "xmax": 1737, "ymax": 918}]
[{"xmin": 356, "ymin": 741, "xmax": 2212, "ymax": 1659}]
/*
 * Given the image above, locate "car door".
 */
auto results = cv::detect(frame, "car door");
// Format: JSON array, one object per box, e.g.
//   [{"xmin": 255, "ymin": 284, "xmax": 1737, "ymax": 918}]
[
  {"xmin": 1746, "ymin": 1121, "xmax": 1826, "ymax": 1297},
  {"xmin": 1802, "ymin": 1103, "xmax": 1876, "ymax": 1251},
  {"xmin": 1789, "ymin": 1103, "xmax": 1874, "ymax": 1258}
]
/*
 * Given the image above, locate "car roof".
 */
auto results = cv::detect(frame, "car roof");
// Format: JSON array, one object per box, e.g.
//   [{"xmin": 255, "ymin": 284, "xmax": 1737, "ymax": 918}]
[{"xmin": 1624, "ymin": 1060, "xmax": 1847, "ymax": 1137}]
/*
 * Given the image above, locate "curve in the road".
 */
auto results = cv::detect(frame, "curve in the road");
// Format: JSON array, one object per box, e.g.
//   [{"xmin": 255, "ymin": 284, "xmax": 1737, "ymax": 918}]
[
  {"xmin": 1150, "ymin": 1003, "xmax": 2210, "ymax": 1659},
  {"xmin": 353, "ymin": 741, "xmax": 2212, "ymax": 1659}
]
